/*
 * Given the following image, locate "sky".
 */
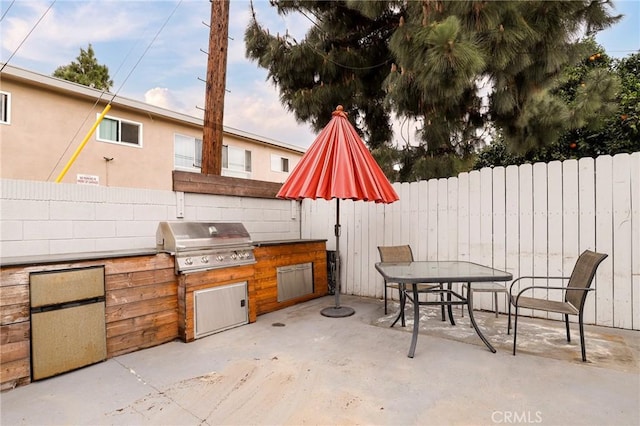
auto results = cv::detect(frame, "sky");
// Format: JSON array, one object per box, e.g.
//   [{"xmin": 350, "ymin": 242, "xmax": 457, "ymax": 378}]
[{"xmin": 1, "ymin": 0, "xmax": 639, "ymax": 150}]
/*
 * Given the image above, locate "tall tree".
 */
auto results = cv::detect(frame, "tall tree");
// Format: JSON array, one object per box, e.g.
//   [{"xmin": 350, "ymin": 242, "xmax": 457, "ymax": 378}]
[
  {"xmin": 245, "ymin": 0, "xmax": 621, "ymax": 180},
  {"xmin": 53, "ymin": 44, "xmax": 113, "ymax": 91},
  {"xmin": 245, "ymin": 0, "xmax": 396, "ymax": 150}
]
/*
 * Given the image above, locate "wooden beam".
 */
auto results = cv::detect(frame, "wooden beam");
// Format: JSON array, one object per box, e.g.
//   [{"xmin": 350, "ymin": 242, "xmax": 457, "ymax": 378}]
[{"xmin": 173, "ymin": 171, "xmax": 283, "ymax": 199}]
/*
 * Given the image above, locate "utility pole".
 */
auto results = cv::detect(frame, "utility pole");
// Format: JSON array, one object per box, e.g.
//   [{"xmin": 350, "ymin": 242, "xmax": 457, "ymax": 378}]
[{"xmin": 202, "ymin": 0, "xmax": 230, "ymax": 175}]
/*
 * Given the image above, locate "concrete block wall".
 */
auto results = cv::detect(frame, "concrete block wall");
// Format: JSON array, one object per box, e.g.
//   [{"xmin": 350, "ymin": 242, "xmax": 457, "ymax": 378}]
[{"xmin": 0, "ymin": 179, "xmax": 301, "ymax": 258}]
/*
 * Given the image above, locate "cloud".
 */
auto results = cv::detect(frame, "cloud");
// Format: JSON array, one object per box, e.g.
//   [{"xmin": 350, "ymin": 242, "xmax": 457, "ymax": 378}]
[
  {"xmin": 145, "ymin": 87, "xmax": 181, "ymax": 110},
  {"xmin": 223, "ymin": 79, "xmax": 315, "ymax": 147},
  {"xmin": 139, "ymin": 83, "xmax": 204, "ymax": 121},
  {"xmin": 140, "ymin": 79, "xmax": 314, "ymax": 148},
  {"xmin": 1, "ymin": 0, "xmax": 148, "ymax": 65}
]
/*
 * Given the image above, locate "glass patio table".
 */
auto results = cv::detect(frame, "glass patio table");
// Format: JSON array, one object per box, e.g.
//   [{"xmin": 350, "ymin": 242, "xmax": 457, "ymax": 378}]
[{"xmin": 375, "ymin": 261, "xmax": 513, "ymax": 358}]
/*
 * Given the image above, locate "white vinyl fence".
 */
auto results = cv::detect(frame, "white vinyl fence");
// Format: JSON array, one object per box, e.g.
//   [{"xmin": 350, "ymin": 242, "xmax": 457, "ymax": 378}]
[{"xmin": 302, "ymin": 153, "xmax": 640, "ymax": 330}]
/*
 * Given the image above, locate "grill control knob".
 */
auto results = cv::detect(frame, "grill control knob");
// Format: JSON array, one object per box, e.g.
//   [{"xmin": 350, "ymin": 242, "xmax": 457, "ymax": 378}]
[
  {"xmin": 201, "ymin": 256, "xmax": 209, "ymax": 263},
  {"xmin": 231, "ymin": 253, "xmax": 238, "ymax": 260},
  {"xmin": 216, "ymin": 255, "xmax": 224, "ymax": 262},
  {"xmin": 185, "ymin": 257, "xmax": 193, "ymax": 265}
]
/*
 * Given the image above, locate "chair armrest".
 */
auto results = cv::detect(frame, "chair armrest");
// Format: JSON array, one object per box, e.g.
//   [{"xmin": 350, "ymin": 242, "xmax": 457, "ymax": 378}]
[
  {"xmin": 509, "ymin": 276, "xmax": 569, "ymax": 295},
  {"xmin": 513, "ymin": 285, "xmax": 594, "ymax": 306}
]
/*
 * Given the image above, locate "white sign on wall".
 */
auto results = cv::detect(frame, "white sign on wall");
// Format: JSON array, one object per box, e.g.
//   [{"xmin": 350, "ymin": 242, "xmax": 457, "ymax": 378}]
[{"xmin": 77, "ymin": 174, "xmax": 99, "ymax": 185}]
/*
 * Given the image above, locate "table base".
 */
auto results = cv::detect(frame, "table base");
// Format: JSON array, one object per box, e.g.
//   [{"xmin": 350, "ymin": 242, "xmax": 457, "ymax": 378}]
[{"xmin": 391, "ymin": 283, "xmax": 497, "ymax": 358}]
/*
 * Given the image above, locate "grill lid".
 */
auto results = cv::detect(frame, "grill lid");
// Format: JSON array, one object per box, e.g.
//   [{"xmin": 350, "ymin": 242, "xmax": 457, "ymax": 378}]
[
  {"xmin": 156, "ymin": 221, "xmax": 253, "ymax": 253},
  {"xmin": 157, "ymin": 222, "xmax": 256, "ymax": 274}
]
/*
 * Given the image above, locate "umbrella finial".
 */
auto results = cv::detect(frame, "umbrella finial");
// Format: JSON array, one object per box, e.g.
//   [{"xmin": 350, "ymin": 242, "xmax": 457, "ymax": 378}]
[{"xmin": 333, "ymin": 105, "xmax": 347, "ymax": 118}]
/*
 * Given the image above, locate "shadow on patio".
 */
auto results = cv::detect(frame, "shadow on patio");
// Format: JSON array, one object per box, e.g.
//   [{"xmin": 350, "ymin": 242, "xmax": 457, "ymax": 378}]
[{"xmin": 375, "ymin": 299, "xmax": 639, "ymax": 373}]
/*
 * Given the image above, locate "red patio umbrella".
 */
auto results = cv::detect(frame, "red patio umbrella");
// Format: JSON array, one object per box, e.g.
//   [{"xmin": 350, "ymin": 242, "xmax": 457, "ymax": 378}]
[{"xmin": 277, "ymin": 105, "xmax": 399, "ymax": 317}]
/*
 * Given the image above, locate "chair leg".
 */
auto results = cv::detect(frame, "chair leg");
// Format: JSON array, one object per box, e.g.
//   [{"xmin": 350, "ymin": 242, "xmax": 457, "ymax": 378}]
[
  {"xmin": 579, "ymin": 312, "xmax": 587, "ymax": 362},
  {"xmin": 512, "ymin": 306, "xmax": 519, "ymax": 356},
  {"xmin": 564, "ymin": 314, "xmax": 571, "ymax": 342},
  {"xmin": 494, "ymin": 292, "xmax": 499, "ymax": 318},
  {"xmin": 507, "ymin": 299, "xmax": 512, "ymax": 335}
]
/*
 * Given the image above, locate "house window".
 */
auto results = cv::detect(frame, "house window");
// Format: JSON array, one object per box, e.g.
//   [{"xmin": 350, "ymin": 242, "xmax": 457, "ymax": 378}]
[
  {"xmin": 0, "ymin": 91, "xmax": 10, "ymax": 125},
  {"xmin": 222, "ymin": 145, "xmax": 252, "ymax": 178},
  {"xmin": 174, "ymin": 134, "xmax": 202, "ymax": 171},
  {"xmin": 271, "ymin": 154, "xmax": 289, "ymax": 172},
  {"xmin": 97, "ymin": 115, "xmax": 142, "ymax": 146}
]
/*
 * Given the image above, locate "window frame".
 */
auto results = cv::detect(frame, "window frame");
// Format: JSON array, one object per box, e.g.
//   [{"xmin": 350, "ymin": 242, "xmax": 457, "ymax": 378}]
[
  {"xmin": 96, "ymin": 114, "xmax": 143, "ymax": 147},
  {"xmin": 173, "ymin": 133, "xmax": 203, "ymax": 172},
  {"xmin": 222, "ymin": 145, "xmax": 252, "ymax": 178},
  {"xmin": 270, "ymin": 154, "xmax": 290, "ymax": 173},
  {"xmin": 0, "ymin": 91, "xmax": 11, "ymax": 125}
]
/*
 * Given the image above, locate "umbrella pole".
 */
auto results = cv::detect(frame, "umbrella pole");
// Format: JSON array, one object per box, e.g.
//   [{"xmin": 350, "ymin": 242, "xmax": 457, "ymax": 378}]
[{"xmin": 321, "ymin": 198, "xmax": 355, "ymax": 317}]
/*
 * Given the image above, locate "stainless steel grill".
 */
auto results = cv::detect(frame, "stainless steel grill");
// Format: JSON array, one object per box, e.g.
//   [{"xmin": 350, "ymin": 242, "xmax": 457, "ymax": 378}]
[{"xmin": 156, "ymin": 222, "xmax": 256, "ymax": 274}]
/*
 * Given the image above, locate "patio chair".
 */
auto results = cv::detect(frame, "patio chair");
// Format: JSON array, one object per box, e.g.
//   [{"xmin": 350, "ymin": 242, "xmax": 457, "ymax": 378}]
[
  {"xmin": 507, "ymin": 250, "xmax": 608, "ymax": 362},
  {"xmin": 377, "ymin": 245, "xmax": 444, "ymax": 322},
  {"xmin": 461, "ymin": 282, "xmax": 508, "ymax": 319}
]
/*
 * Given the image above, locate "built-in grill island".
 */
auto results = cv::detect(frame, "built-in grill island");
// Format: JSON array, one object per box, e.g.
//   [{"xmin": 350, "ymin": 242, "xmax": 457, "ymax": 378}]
[
  {"xmin": 1, "ymin": 226, "xmax": 329, "ymax": 389},
  {"xmin": 157, "ymin": 221, "xmax": 257, "ymax": 341}
]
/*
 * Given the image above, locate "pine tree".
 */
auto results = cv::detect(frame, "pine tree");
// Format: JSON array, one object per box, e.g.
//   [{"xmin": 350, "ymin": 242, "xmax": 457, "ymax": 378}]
[
  {"xmin": 245, "ymin": 1, "xmax": 396, "ymax": 150},
  {"xmin": 245, "ymin": 0, "xmax": 621, "ymax": 180},
  {"xmin": 53, "ymin": 44, "xmax": 113, "ymax": 91}
]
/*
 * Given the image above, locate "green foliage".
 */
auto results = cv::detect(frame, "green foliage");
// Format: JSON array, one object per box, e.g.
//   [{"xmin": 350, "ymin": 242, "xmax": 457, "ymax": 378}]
[
  {"xmin": 245, "ymin": 1, "xmax": 623, "ymax": 181},
  {"xmin": 613, "ymin": 53, "xmax": 640, "ymax": 145},
  {"xmin": 474, "ymin": 50, "xmax": 640, "ymax": 169},
  {"xmin": 53, "ymin": 44, "xmax": 113, "ymax": 91}
]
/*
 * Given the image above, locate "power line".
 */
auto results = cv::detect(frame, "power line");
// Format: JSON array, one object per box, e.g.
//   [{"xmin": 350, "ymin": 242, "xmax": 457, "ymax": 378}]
[
  {"xmin": 49, "ymin": 34, "xmax": 143, "ymax": 178},
  {"xmin": 305, "ymin": 42, "xmax": 392, "ymax": 71},
  {"xmin": 47, "ymin": 8, "xmax": 158, "ymax": 181},
  {"xmin": 109, "ymin": 0, "xmax": 183, "ymax": 101},
  {"xmin": 0, "ymin": 0, "xmax": 16, "ymax": 23},
  {"xmin": 46, "ymin": 91, "xmax": 110, "ymax": 181},
  {"xmin": 0, "ymin": 0, "xmax": 55, "ymax": 73},
  {"xmin": 48, "ymin": 0, "xmax": 183, "ymax": 180}
]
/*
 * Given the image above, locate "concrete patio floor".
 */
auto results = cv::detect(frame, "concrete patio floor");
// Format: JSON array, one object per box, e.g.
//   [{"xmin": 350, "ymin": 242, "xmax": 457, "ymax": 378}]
[{"xmin": 1, "ymin": 295, "xmax": 638, "ymax": 426}]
